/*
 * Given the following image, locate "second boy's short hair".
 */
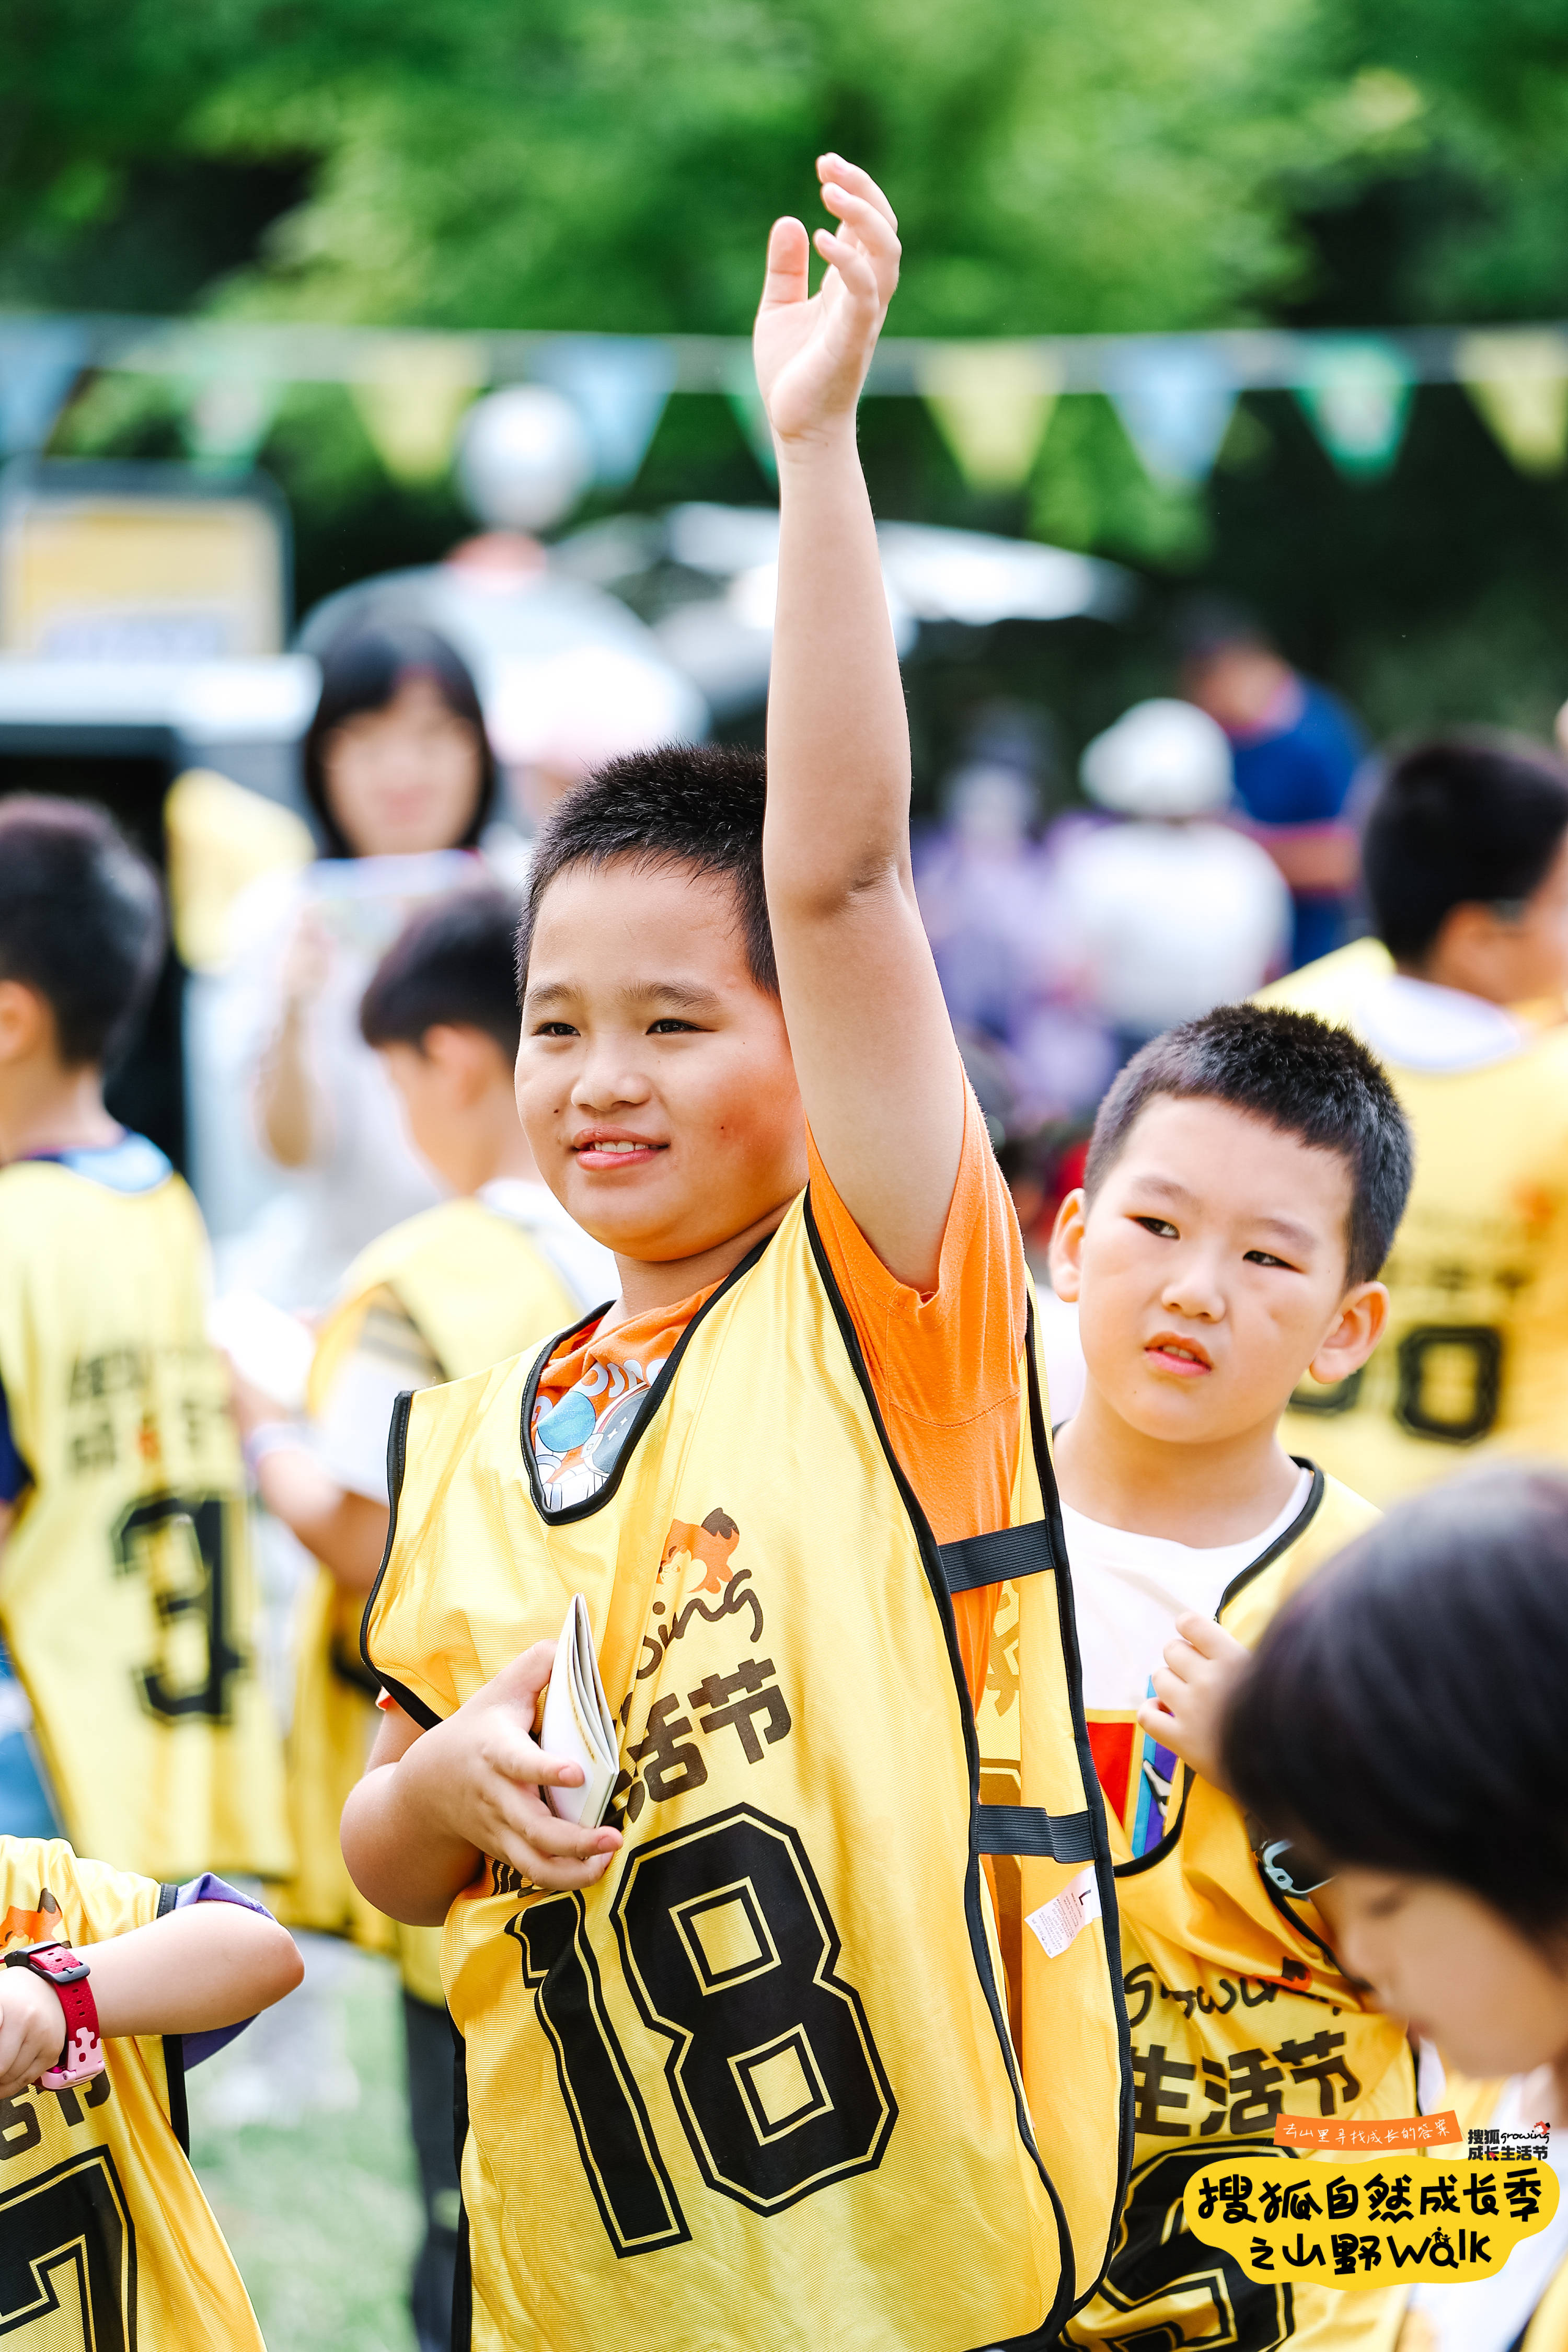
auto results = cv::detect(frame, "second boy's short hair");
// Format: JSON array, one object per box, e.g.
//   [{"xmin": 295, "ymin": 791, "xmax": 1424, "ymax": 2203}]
[
  {"xmin": 1083, "ymin": 1004, "xmax": 1412, "ymax": 1285},
  {"xmin": 361, "ymin": 887, "xmax": 523, "ymax": 1057},
  {"xmin": 1362, "ymin": 732, "xmax": 1568, "ymax": 962},
  {"xmin": 516, "ymin": 746, "xmax": 776, "ymax": 995},
  {"xmin": 0, "ymin": 797, "xmax": 163, "ymax": 1069}
]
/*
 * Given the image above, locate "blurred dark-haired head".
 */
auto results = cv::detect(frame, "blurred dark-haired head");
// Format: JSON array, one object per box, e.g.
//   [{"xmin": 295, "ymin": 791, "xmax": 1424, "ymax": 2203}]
[
  {"xmin": 0, "ymin": 798, "xmax": 164, "ymax": 1070},
  {"xmin": 361, "ymin": 886, "xmax": 522, "ymax": 1061},
  {"xmin": 303, "ymin": 622, "xmax": 497, "ymax": 859},
  {"xmin": 1224, "ymin": 1466, "xmax": 1568, "ymax": 1938},
  {"xmin": 1363, "ymin": 731, "xmax": 1568, "ymax": 967}
]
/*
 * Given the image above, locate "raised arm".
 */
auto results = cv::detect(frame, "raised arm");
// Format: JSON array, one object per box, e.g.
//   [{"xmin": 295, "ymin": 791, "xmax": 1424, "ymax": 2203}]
[{"xmin": 757, "ymin": 158, "xmax": 965, "ymax": 1294}]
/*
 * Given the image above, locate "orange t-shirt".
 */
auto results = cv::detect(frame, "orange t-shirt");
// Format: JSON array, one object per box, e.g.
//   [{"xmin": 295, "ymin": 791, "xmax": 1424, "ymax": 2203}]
[{"xmin": 529, "ymin": 1087, "xmax": 1029, "ymax": 1704}]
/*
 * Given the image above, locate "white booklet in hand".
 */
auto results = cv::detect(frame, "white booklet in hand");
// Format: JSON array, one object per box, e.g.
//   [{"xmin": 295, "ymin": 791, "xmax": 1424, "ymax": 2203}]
[{"xmin": 543, "ymin": 1595, "xmax": 619, "ymax": 1828}]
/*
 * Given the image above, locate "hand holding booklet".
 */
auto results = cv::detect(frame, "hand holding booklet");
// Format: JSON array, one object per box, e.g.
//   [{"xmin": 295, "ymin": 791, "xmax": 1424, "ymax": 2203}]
[{"xmin": 542, "ymin": 1595, "xmax": 620, "ymax": 1828}]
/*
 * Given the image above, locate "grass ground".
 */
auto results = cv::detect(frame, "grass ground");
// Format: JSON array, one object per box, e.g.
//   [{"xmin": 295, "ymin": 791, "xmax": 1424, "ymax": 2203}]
[{"xmin": 188, "ymin": 1935, "xmax": 422, "ymax": 2352}]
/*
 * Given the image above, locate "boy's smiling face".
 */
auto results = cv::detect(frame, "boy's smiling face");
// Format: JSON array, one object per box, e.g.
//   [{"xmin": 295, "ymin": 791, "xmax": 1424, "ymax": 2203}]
[
  {"xmin": 1053, "ymin": 1094, "xmax": 1387, "ymax": 1445},
  {"xmin": 517, "ymin": 857, "xmax": 807, "ymax": 1270}
]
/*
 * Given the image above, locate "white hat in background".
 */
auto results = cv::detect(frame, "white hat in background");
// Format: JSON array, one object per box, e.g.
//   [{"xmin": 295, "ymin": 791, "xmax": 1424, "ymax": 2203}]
[{"xmin": 1079, "ymin": 697, "xmax": 1234, "ymax": 818}]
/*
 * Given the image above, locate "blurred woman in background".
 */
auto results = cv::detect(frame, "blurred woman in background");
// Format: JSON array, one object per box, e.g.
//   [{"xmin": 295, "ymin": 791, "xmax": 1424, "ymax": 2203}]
[{"xmin": 226, "ymin": 622, "xmax": 505, "ymax": 1310}]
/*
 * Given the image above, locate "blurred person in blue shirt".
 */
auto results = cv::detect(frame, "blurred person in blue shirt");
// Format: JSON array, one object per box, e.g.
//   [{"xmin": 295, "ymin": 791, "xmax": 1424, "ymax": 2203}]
[{"xmin": 1180, "ymin": 597, "xmax": 1366, "ymax": 967}]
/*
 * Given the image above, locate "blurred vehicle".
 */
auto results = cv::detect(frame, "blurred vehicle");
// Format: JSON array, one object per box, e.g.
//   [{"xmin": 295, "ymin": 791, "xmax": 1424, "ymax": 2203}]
[{"xmin": 552, "ymin": 503, "xmax": 1135, "ymax": 720}]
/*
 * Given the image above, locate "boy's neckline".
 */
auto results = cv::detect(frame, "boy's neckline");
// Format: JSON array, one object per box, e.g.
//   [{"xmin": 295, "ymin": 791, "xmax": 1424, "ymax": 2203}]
[{"xmin": 1053, "ymin": 1399, "xmax": 1306, "ymax": 1550}]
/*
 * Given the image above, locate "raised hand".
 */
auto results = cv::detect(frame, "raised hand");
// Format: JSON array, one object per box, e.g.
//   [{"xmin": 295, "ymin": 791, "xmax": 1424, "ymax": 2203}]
[{"xmin": 754, "ymin": 155, "xmax": 901, "ymax": 451}]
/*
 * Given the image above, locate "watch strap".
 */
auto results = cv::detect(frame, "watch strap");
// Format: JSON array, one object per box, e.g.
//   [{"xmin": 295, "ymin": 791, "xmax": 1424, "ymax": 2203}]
[{"xmin": 5, "ymin": 1942, "xmax": 104, "ymax": 2087}]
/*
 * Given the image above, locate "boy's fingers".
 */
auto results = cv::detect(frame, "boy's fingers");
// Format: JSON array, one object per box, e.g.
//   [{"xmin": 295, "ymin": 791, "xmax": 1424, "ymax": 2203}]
[
  {"xmin": 820, "ymin": 183, "xmax": 901, "ymax": 271},
  {"xmin": 817, "ymin": 153, "xmax": 898, "ymax": 233},
  {"xmin": 489, "ymin": 1640, "xmax": 558, "ymax": 1717},
  {"xmin": 760, "ymin": 216, "xmax": 811, "ymax": 312},
  {"xmin": 1173, "ymin": 1612, "xmax": 1238, "ymax": 1660},
  {"xmin": 812, "ymin": 229, "xmax": 880, "ymax": 309}
]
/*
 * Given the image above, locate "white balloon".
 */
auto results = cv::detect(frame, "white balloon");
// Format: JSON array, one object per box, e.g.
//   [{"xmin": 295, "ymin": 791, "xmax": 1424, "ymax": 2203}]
[{"xmin": 456, "ymin": 385, "xmax": 592, "ymax": 532}]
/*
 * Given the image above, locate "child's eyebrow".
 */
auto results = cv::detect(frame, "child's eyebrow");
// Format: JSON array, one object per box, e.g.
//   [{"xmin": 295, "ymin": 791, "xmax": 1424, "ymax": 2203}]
[
  {"xmin": 1131, "ymin": 1173, "xmax": 1317, "ymax": 1255},
  {"xmin": 523, "ymin": 978, "xmax": 727, "ymax": 1016}
]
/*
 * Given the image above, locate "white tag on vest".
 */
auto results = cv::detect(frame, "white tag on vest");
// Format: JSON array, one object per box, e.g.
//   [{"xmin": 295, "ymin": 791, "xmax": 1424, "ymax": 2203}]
[{"xmin": 1025, "ymin": 1866, "xmax": 1101, "ymax": 1959}]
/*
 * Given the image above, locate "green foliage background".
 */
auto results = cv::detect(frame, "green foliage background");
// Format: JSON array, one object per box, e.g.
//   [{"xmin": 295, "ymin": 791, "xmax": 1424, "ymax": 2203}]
[{"xmin": 9, "ymin": 0, "xmax": 1568, "ymax": 778}]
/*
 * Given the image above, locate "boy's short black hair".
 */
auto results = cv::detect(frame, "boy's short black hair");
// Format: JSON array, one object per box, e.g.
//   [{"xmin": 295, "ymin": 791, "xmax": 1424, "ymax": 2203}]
[
  {"xmin": 303, "ymin": 621, "xmax": 498, "ymax": 859},
  {"xmin": 1362, "ymin": 731, "xmax": 1568, "ymax": 963},
  {"xmin": 516, "ymin": 745, "xmax": 776, "ymax": 996},
  {"xmin": 1082, "ymin": 1004, "xmax": 1412, "ymax": 1286},
  {"xmin": 1224, "ymin": 1467, "xmax": 1568, "ymax": 1940},
  {"xmin": 360, "ymin": 887, "xmax": 523, "ymax": 1059},
  {"xmin": 0, "ymin": 797, "xmax": 163, "ymax": 1069}
]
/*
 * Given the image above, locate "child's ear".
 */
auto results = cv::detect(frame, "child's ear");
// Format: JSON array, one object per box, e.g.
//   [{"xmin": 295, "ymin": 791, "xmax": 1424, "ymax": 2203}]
[
  {"xmin": 1048, "ymin": 1189, "xmax": 1088, "ymax": 1305},
  {"xmin": 1308, "ymin": 1280, "xmax": 1389, "ymax": 1386}
]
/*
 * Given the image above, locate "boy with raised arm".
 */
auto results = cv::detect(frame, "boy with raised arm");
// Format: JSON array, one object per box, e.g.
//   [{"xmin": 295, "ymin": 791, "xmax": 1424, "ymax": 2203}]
[
  {"xmin": 1045, "ymin": 1005, "xmax": 1420, "ymax": 2350},
  {"xmin": 343, "ymin": 160, "xmax": 1128, "ymax": 2351}
]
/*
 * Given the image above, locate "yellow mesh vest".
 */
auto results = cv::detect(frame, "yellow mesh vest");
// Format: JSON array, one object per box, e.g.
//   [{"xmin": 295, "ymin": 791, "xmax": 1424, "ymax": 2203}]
[
  {"xmin": 0, "ymin": 1162, "xmax": 288, "ymax": 1882},
  {"xmin": 1261, "ymin": 960, "xmax": 1568, "ymax": 1503},
  {"xmin": 1515, "ymin": 2243, "xmax": 1568, "ymax": 2350},
  {"xmin": 0, "ymin": 1836, "xmax": 265, "ymax": 2348},
  {"xmin": 1064, "ymin": 1471, "xmax": 1415, "ymax": 2351},
  {"xmin": 364, "ymin": 1195, "xmax": 1131, "ymax": 2351},
  {"xmin": 276, "ymin": 1198, "xmax": 589, "ymax": 2004}
]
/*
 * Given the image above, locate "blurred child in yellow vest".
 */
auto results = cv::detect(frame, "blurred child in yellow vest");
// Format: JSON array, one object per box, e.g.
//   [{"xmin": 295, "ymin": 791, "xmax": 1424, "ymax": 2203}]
[
  {"xmin": 0, "ymin": 1835, "xmax": 300, "ymax": 2348},
  {"xmin": 1047, "ymin": 1003, "xmax": 1417, "ymax": 2350},
  {"xmin": 0, "ymin": 796, "xmax": 288, "ymax": 1883},
  {"xmin": 1262, "ymin": 733, "xmax": 1568, "ymax": 1499},
  {"xmin": 236, "ymin": 884, "xmax": 613, "ymax": 2352}
]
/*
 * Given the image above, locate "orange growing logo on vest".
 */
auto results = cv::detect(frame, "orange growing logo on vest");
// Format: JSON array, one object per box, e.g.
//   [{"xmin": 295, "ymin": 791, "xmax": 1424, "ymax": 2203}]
[
  {"xmin": 660, "ymin": 1511, "xmax": 740, "ymax": 1594},
  {"xmin": 0, "ymin": 1886, "xmax": 61, "ymax": 1947}
]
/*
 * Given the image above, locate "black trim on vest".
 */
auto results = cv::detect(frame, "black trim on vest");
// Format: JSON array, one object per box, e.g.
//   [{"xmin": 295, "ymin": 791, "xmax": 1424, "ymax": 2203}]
[
  {"xmin": 802, "ymin": 1198, "xmax": 1113, "ymax": 2349},
  {"xmin": 1021, "ymin": 1319, "xmax": 1134, "ymax": 2324},
  {"xmin": 361, "ymin": 1390, "xmax": 442, "ymax": 1730},
  {"xmin": 155, "ymin": 1881, "xmax": 190, "ymax": 2155},
  {"xmin": 517, "ymin": 1236, "xmax": 775, "ymax": 1526},
  {"xmin": 452, "ymin": 2016, "xmax": 472, "ymax": 2352},
  {"xmin": 974, "ymin": 1807, "xmax": 1096, "ymax": 1863},
  {"xmin": 940, "ymin": 1520, "xmax": 1057, "ymax": 1595},
  {"xmin": 1112, "ymin": 1460, "xmax": 1324, "ymax": 1885}
]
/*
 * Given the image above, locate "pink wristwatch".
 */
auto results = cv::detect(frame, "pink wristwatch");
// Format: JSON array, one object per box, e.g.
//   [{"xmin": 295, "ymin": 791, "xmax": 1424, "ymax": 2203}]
[{"xmin": 4, "ymin": 1942, "xmax": 105, "ymax": 2088}]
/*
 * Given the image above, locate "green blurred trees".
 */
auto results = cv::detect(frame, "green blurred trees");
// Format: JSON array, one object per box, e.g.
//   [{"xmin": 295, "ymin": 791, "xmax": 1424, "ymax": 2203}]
[{"xmin": 8, "ymin": 0, "xmax": 1568, "ymax": 748}]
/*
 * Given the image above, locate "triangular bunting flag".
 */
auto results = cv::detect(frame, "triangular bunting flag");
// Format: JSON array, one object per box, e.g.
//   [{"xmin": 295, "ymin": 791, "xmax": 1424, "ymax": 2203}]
[
  {"xmin": 530, "ymin": 337, "xmax": 675, "ymax": 487},
  {"xmin": 351, "ymin": 336, "xmax": 487, "ymax": 482},
  {"xmin": 181, "ymin": 373, "xmax": 280, "ymax": 472},
  {"xmin": 1106, "ymin": 338, "xmax": 1237, "ymax": 485},
  {"xmin": 1295, "ymin": 338, "xmax": 1413, "ymax": 479},
  {"xmin": 724, "ymin": 350, "xmax": 777, "ymax": 482},
  {"xmin": 0, "ymin": 321, "xmax": 88, "ymax": 456},
  {"xmin": 918, "ymin": 343, "xmax": 1060, "ymax": 492},
  {"xmin": 1457, "ymin": 330, "xmax": 1568, "ymax": 475}
]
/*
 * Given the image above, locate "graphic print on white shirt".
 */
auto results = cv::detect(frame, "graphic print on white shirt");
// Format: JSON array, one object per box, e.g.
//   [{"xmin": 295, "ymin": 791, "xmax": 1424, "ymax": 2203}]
[{"xmin": 1062, "ymin": 1468, "xmax": 1311, "ymax": 1857}]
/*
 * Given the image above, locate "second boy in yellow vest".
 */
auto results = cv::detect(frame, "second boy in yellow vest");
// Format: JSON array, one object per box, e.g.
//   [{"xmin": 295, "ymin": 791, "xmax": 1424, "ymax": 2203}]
[
  {"xmin": 1047, "ymin": 1002, "xmax": 1419, "ymax": 2349},
  {"xmin": 240, "ymin": 885, "xmax": 613, "ymax": 2352},
  {"xmin": 345, "ymin": 156, "xmax": 1130, "ymax": 2350}
]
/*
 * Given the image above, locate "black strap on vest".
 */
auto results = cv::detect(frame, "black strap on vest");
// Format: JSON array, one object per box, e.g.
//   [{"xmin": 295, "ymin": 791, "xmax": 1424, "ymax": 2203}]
[
  {"xmin": 938, "ymin": 1520, "xmax": 1058, "ymax": 1596},
  {"xmin": 974, "ymin": 1806, "xmax": 1096, "ymax": 1863}
]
